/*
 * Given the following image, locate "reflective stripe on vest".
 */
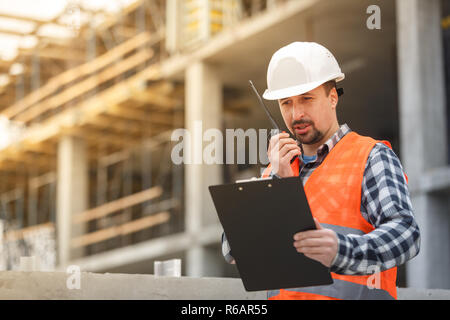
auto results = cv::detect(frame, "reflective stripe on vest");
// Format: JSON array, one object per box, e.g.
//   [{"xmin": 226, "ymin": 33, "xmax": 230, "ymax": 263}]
[
  {"xmin": 321, "ymin": 223, "xmax": 365, "ymax": 236},
  {"xmin": 267, "ymin": 279, "xmax": 395, "ymax": 300},
  {"xmin": 262, "ymin": 132, "xmax": 398, "ymax": 300}
]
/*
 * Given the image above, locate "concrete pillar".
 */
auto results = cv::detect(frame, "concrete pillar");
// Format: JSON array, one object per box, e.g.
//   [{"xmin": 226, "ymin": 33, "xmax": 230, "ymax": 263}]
[
  {"xmin": 56, "ymin": 136, "xmax": 88, "ymax": 267},
  {"xmin": 184, "ymin": 62, "xmax": 223, "ymax": 276},
  {"xmin": 165, "ymin": 0, "xmax": 179, "ymax": 55},
  {"xmin": 199, "ymin": 0, "xmax": 211, "ymax": 42},
  {"xmin": 396, "ymin": 0, "xmax": 450, "ymax": 289}
]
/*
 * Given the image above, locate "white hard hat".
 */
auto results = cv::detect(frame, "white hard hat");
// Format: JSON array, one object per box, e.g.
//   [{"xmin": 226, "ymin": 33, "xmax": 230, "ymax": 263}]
[{"xmin": 263, "ymin": 42, "xmax": 345, "ymax": 100}]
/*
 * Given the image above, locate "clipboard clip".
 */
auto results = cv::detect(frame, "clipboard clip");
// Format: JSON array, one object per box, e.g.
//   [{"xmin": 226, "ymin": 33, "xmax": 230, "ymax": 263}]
[{"xmin": 235, "ymin": 177, "xmax": 273, "ymax": 183}]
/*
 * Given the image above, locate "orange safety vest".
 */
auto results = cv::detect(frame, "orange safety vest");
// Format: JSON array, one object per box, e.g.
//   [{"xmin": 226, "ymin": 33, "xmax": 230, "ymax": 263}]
[{"xmin": 262, "ymin": 132, "xmax": 399, "ymax": 300}]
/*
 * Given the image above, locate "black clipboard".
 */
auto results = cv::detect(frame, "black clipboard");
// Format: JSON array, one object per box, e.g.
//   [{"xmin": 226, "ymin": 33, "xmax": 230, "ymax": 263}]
[{"xmin": 209, "ymin": 176, "xmax": 333, "ymax": 291}]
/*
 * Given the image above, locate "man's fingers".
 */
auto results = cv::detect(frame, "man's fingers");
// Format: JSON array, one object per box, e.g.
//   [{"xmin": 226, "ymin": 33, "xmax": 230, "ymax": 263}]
[
  {"xmin": 268, "ymin": 134, "xmax": 299, "ymax": 167},
  {"xmin": 279, "ymin": 143, "xmax": 301, "ymax": 158},
  {"xmin": 281, "ymin": 148, "xmax": 301, "ymax": 163},
  {"xmin": 267, "ymin": 132, "xmax": 299, "ymax": 177},
  {"xmin": 269, "ymin": 132, "xmax": 290, "ymax": 148},
  {"xmin": 270, "ymin": 133, "xmax": 296, "ymax": 149},
  {"xmin": 271, "ymin": 139, "xmax": 297, "ymax": 156},
  {"xmin": 293, "ymin": 229, "xmax": 330, "ymax": 241},
  {"xmin": 292, "ymin": 226, "xmax": 338, "ymax": 268},
  {"xmin": 313, "ymin": 218, "xmax": 323, "ymax": 230},
  {"xmin": 278, "ymin": 138, "xmax": 298, "ymax": 150},
  {"xmin": 268, "ymin": 134, "xmax": 292, "ymax": 155},
  {"xmin": 293, "ymin": 237, "xmax": 329, "ymax": 249}
]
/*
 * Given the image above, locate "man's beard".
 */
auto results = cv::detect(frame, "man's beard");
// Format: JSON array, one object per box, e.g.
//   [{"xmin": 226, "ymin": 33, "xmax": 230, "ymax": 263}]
[{"xmin": 292, "ymin": 120, "xmax": 324, "ymax": 145}]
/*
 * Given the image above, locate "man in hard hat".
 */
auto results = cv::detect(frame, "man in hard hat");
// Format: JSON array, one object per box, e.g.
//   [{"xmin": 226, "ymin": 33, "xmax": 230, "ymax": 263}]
[{"xmin": 222, "ymin": 42, "xmax": 420, "ymax": 300}]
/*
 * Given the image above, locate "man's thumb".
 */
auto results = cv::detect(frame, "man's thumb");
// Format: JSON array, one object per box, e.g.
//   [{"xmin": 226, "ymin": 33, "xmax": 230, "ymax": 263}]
[{"xmin": 313, "ymin": 218, "xmax": 323, "ymax": 230}]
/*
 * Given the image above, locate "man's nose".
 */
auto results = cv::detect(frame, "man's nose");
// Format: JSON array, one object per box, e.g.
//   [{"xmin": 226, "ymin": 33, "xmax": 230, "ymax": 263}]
[{"xmin": 292, "ymin": 103, "xmax": 305, "ymax": 121}]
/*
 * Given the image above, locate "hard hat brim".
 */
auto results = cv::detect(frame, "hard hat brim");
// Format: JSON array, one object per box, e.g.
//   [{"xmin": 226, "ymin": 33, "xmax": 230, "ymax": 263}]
[{"xmin": 262, "ymin": 73, "xmax": 345, "ymax": 101}]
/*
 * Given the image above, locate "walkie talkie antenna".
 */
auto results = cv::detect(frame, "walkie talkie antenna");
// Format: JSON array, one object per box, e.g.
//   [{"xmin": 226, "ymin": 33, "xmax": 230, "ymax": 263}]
[
  {"xmin": 248, "ymin": 80, "xmax": 304, "ymax": 162},
  {"xmin": 248, "ymin": 80, "xmax": 280, "ymax": 131}
]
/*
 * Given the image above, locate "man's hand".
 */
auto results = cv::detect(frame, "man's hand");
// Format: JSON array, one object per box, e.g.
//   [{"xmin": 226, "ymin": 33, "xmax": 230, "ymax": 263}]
[
  {"xmin": 293, "ymin": 218, "xmax": 338, "ymax": 268},
  {"xmin": 267, "ymin": 132, "xmax": 301, "ymax": 177}
]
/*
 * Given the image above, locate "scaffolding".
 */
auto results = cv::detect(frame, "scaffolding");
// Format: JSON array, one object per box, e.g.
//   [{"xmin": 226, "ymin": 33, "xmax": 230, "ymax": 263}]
[
  {"xmin": 0, "ymin": 0, "xmax": 185, "ymax": 270},
  {"xmin": 0, "ymin": 0, "xmax": 291, "ymax": 271}
]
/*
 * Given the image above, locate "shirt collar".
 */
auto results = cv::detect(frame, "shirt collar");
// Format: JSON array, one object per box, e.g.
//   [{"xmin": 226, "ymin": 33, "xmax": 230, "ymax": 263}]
[{"xmin": 316, "ymin": 123, "xmax": 351, "ymax": 156}]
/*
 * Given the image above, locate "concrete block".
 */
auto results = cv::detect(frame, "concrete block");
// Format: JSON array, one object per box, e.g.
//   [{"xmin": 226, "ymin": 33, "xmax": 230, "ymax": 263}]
[
  {"xmin": 0, "ymin": 271, "xmax": 266, "ymax": 300},
  {"xmin": 1, "ymin": 271, "xmax": 449, "ymax": 300},
  {"xmin": 397, "ymin": 287, "xmax": 450, "ymax": 300}
]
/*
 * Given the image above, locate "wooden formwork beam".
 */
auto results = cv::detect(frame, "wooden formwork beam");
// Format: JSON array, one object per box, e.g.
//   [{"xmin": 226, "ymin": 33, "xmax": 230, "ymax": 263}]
[
  {"xmin": 2, "ymin": 31, "xmax": 153, "ymax": 120},
  {"xmin": 28, "ymin": 171, "xmax": 56, "ymax": 189},
  {"xmin": 5, "ymin": 62, "xmax": 162, "ymax": 158},
  {"xmin": 18, "ymin": 141, "xmax": 56, "ymax": 157},
  {"xmin": 0, "ymin": 28, "xmax": 75, "ymax": 46},
  {"xmin": 0, "ymin": 13, "xmax": 51, "ymax": 25},
  {"xmin": 97, "ymin": 113, "xmax": 172, "ymax": 139},
  {"xmin": 62, "ymin": 126, "xmax": 141, "ymax": 149},
  {"xmin": 19, "ymin": 47, "xmax": 86, "ymax": 62},
  {"xmin": 73, "ymin": 186, "xmax": 163, "ymax": 224},
  {"xmin": 93, "ymin": 0, "xmax": 146, "ymax": 33},
  {"xmin": 70, "ymin": 211, "xmax": 170, "ymax": 248},
  {"xmin": 85, "ymin": 114, "xmax": 146, "ymax": 137},
  {"xmin": 105, "ymin": 104, "xmax": 175, "ymax": 127},
  {"xmin": 0, "ymin": 148, "xmax": 55, "ymax": 170},
  {"xmin": 130, "ymin": 88, "xmax": 181, "ymax": 111},
  {"xmin": 15, "ymin": 50, "xmax": 154, "ymax": 123}
]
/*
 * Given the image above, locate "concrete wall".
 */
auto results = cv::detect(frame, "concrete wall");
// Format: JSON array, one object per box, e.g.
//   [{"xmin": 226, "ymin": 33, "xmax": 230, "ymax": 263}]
[{"xmin": 0, "ymin": 271, "xmax": 449, "ymax": 300}]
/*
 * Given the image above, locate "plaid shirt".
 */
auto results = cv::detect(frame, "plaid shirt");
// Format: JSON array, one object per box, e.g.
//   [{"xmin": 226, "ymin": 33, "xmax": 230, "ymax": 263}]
[{"xmin": 222, "ymin": 124, "xmax": 421, "ymax": 275}]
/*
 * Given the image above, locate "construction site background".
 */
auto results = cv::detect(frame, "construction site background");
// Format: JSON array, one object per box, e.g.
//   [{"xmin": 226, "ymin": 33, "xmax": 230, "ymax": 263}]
[{"xmin": 0, "ymin": 0, "xmax": 448, "ymax": 298}]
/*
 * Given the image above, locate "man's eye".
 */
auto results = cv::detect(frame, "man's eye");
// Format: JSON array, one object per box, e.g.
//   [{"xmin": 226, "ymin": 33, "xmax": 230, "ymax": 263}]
[{"xmin": 304, "ymin": 97, "xmax": 312, "ymax": 100}]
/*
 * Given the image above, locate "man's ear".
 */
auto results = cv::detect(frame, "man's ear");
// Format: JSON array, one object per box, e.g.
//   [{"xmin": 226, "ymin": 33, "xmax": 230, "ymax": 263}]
[{"xmin": 330, "ymin": 88, "xmax": 338, "ymax": 110}]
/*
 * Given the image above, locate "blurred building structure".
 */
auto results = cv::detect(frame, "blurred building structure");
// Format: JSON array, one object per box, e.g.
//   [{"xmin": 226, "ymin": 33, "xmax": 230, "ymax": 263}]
[{"xmin": 0, "ymin": 0, "xmax": 448, "ymax": 291}]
